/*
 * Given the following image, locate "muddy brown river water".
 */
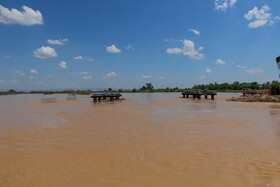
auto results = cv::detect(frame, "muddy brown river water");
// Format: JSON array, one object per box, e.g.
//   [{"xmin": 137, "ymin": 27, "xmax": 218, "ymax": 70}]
[{"xmin": 1, "ymin": 93, "xmax": 280, "ymax": 186}]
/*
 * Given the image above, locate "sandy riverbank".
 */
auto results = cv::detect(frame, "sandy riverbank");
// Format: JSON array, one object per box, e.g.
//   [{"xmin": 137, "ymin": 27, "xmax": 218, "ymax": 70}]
[{"xmin": 228, "ymin": 94, "xmax": 280, "ymax": 103}]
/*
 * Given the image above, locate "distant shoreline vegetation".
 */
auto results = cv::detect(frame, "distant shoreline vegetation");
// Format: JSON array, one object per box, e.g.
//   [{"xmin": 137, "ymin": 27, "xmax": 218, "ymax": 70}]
[{"xmin": 1, "ymin": 81, "xmax": 280, "ymax": 96}]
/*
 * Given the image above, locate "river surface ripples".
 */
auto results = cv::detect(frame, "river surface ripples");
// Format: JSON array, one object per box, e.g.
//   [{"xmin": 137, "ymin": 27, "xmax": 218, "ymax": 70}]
[{"xmin": 0, "ymin": 93, "xmax": 280, "ymax": 186}]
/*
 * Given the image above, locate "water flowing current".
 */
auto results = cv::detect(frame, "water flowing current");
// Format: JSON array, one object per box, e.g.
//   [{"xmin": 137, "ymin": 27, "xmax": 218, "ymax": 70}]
[{"xmin": 0, "ymin": 93, "xmax": 280, "ymax": 186}]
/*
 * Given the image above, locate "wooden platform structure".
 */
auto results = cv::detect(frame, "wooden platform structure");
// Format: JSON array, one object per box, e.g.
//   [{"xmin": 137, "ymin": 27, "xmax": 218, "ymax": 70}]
[
  {"xmin": 182, "ymin": 91, "xmax": 217, "ymax": 100},
  {"xmin": 91, "ymin": 93, "xmax": 122, "ymax": 103},
  {"xmin": 242, "ymin": 90, "xmax": 269, "ymax": 96}
]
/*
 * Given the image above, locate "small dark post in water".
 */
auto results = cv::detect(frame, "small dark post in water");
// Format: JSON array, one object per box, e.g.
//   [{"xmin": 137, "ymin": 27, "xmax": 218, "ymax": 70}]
[
  {"xmin": 197, "ymin": 95, "xmax": 201, "ymax": 100},
  {"xmin": 211, "ymin": 95, "xmax": 215, "ymax": 100},
  {"xmin": 205, "ymin": 95, "xmax": 208, "ymax": 99}
]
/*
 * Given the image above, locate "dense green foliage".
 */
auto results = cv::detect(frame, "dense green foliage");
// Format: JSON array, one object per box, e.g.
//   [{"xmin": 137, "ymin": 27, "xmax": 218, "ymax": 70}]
[
  {"xmin": 1, "ymin": 81, "xmax": 280, "ymax": 95},
  {"xmin": 140, "ymin": 83, "xmax": 154, "ymax": 91},
  {"xmin": 129, "ymin": 81, "xmax": 280, "ymax": 93},
  {"xmin": 192, "ymin": 81, "xmax": 280, "ymax": 91}
]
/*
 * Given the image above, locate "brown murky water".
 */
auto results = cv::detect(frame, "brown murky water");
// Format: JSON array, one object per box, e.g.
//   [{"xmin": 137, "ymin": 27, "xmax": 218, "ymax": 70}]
[{"xmin": 1, "ymin": 93, "xmax": 280, "ymax": 186}]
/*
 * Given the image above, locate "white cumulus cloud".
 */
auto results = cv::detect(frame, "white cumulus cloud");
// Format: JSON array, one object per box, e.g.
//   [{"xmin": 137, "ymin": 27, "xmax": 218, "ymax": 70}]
[
  {"xmin": 200, "ymin": 76, "xmax": 206, "ymax": 79},
  {"xmin": 59, "ymin": 61, "xmax": 68, "ymax": 69},
  {"xmin": 237, "ymin": 65, "xmax": 247, "ymax": 69},
  {"xmin": 215, "ymin": 0, "xmax": 237, "ymax": 11},
  {"xmin": 126, "ymin": 44, "xmax": 135, "ymax": 51},
  {"xmin": 142, "ymin": 75, "xmax": 152, "ymax": 79},
  {"xmin": 215, "ymin": 59, "xmax": 226, "ymax": 64},
  {"xmin": 206, "ymin": 68, "xmax": 212, "ymax": 73},
  {"xmin": 29, "ymin": 76, "xmax": 34, "ymax": 80},
  {"xmin": 166, "ymin": 39, "xmax": 204, "ymax": 60},
  {"xmin": 246, "ymin": 68, "xmax": 263, "ymax": 74},
  {"xmin": 0, "ymin": 5, "xmax": 43, "ymax": 25},
  {"xmin": 106, "ymin": 45, "xmax": 121, "ymax": 53},
  {"xmin": 244, "ymin": 5, "xmax": 272, "ymax": 28},
  {"xmin": 30, "ymin": 69, "xmax": 39, "ymax": 74},
  {"xmin": 198, "ymin": 46, "xmax": 204, "ymax": 50},
  {"xmin": 88, "ymin": 58, "xmax": 94, "ymax": 61},
  {"xmin": 164, "ymin": 39, "xmax": 183, "ymax": 42},
  {"xmin": 166, "ymin": 48, "xmax": 182, "ymax": 54},
  {"xmin": 33, "ymin": 46, "xmax": 57, "ymax": 59},
  {"xmin": 47, "ymin": 38, "xmax": 69, "ymax": 45},
  {"xmin": 82, "ymin": 75, "xmax": 93, "ymax": 80},
  {"xmin": 74, "ymin": 56, "xmax": 83, "ymax": 60},
  {"xmin": 4, "ymin": 55, "xmax": 11, "ymax": 58},
  {"xmin": 103, "ymin": 72, "xmax": 117, "ymax": 79},
  {"xmin": 188, "ymin": 29, "xmax": 200, "ymax": 35}
]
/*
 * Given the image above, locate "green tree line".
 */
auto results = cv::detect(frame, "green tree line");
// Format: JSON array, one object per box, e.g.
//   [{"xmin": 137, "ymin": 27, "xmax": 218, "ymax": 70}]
[
  {"xmin": 2, "ymin": 81, "xmax": 280, "ymax": 96},
  {"xmin": 192, "ymin": 81, "xmax": 280, "ymax": 91}
]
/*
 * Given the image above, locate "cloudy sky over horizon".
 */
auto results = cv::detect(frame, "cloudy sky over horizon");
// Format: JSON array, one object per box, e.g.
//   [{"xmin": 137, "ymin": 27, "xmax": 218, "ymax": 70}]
[{"xmin": 0, "ymin": 0, "xmax": 280, "ymax": 90}]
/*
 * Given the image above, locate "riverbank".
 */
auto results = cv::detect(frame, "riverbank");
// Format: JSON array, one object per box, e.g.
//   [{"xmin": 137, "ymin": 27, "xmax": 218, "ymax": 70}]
[{"xmin": 228, "ymin": 94, "xmax": 280, "ymax": 103}]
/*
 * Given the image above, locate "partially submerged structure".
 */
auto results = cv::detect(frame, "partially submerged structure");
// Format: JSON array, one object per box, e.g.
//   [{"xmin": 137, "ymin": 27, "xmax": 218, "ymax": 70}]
[
  {"xmin": 91, "ymin": 93, "xmax": 122, "ymax": 103},
  {"xmin": 181, "ymin": 91, "xmax": 217, "ymax": 100}
]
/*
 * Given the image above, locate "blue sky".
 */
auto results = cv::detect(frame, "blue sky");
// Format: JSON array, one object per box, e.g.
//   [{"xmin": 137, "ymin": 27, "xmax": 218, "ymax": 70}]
[{"xmin": 0, "ymin": 0, "xmax": 280, "ymax": 90}]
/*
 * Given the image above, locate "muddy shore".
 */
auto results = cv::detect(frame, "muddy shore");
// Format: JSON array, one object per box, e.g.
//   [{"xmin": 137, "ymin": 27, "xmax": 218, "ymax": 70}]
[{"xmin": 228, "ymin": 94, "xmax": 280, "ymax": 103}]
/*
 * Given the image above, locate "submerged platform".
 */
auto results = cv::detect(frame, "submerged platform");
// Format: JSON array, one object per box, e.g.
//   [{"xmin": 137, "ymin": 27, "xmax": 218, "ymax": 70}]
[
  {"xmin": 181, "ymin": 91, "xmax": 217, "ymax": 100},
  {"xmin": 91, "ymin": 93, "xmax": 122, "ymax": 102}
]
